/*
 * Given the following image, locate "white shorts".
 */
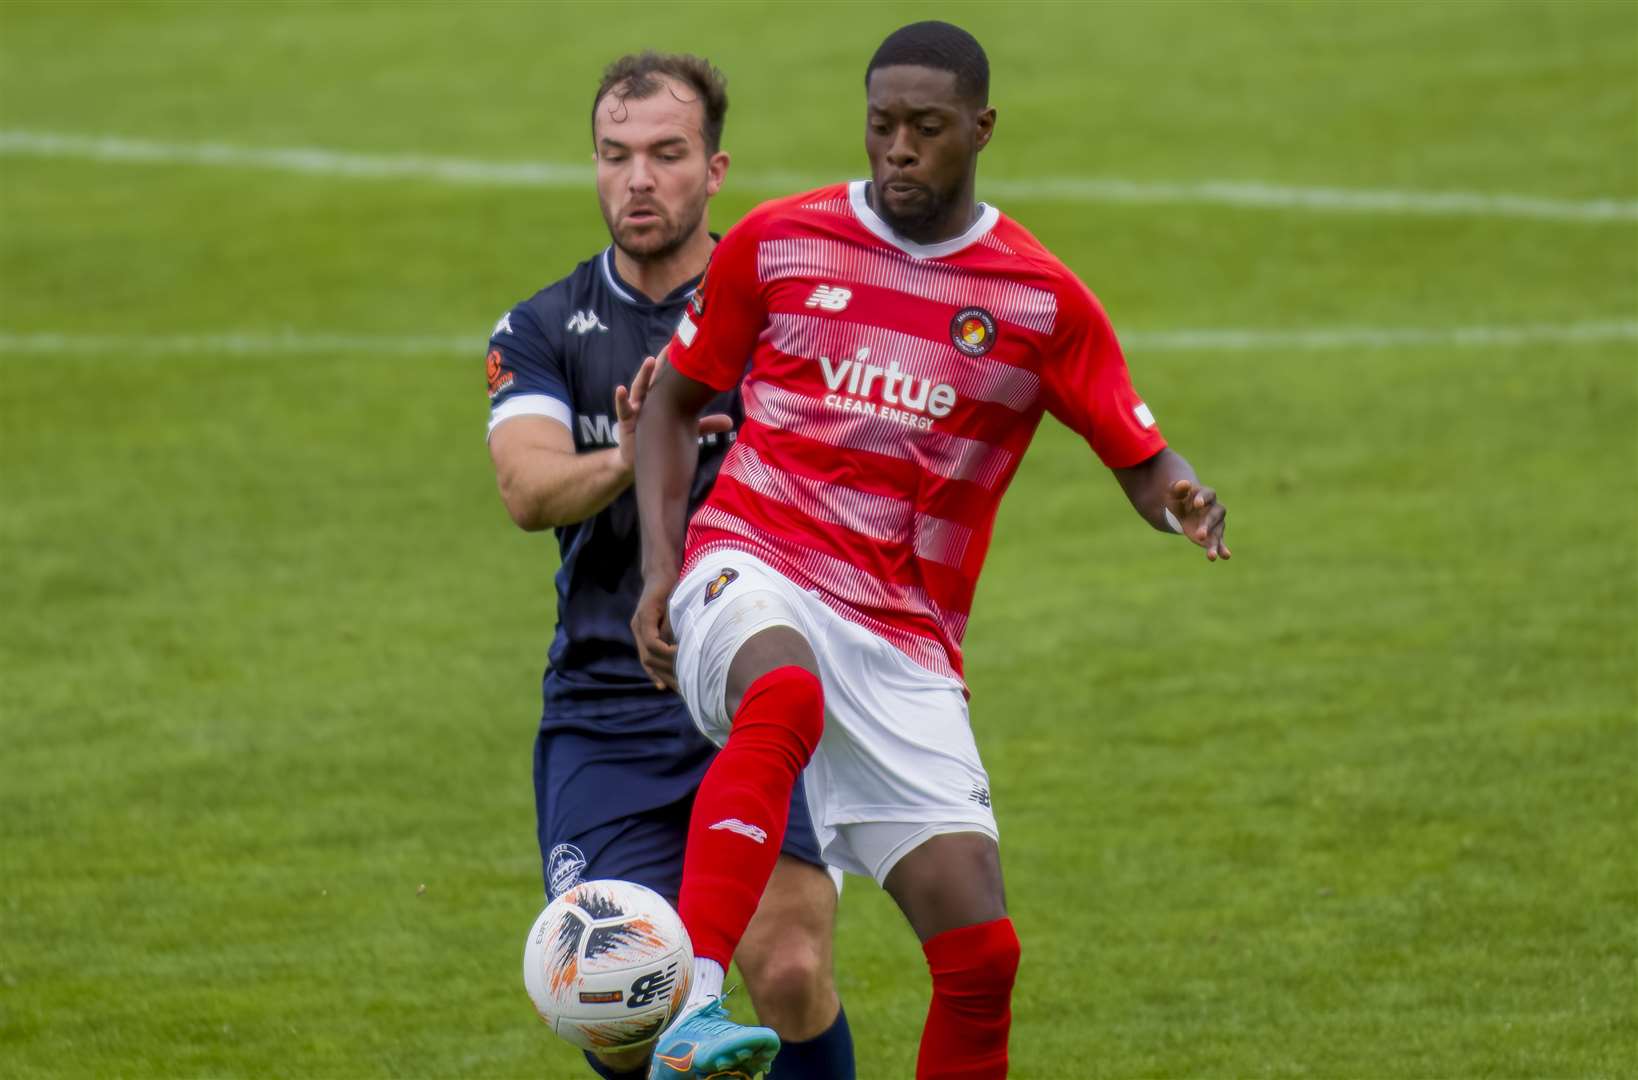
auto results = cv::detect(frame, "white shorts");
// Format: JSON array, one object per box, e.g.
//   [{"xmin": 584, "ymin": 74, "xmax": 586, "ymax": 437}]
[{"xmin": 670, "ymin": 551, "xmax": 999, "ymax": 884}]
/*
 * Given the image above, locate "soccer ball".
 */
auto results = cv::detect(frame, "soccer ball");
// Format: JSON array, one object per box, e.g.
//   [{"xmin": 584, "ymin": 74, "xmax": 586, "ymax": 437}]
[{"xmin": 522, "ymin": 879, "xmax": 694, "ymax": 1051}]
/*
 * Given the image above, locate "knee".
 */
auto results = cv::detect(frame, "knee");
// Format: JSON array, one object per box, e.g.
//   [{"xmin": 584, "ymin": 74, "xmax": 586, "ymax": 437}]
[
  {"xmin": 734, "ymin": 665, "xmax": 824, "ymax": 756},
  {"xmin": 928, "ymin": 917, "xmax": 1020, "ymax": 1003},
  {"xmin": 739, "ymin": 936, "xmax": 831, "ymax": 1024}
]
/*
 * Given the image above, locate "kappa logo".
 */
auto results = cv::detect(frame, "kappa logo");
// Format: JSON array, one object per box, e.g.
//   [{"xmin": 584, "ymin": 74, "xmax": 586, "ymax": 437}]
[
  {"xmin": 546, "ymin": 843, "xmax": 588, "ymax": 897},
  {"xmin": 951, "ymin": 306, "xmax": 997, "ymax": 357},
  {"xmin": 703, "ymin": 568, "xmax": 738, "ymax": 606},
  {"xmin": 708, "ymin": 818, "xmax": 768, "ymax": 844},
  {"xmin": 805, "ymin": 284, "xmax": 853, "ymax": 312},
  {"xmin": 566, "ymin": 309, "xmax": 609, "ymax": 335},
  {"xmin": 492, "ymin": 312, "xmax": 513, "ymax": 336}
]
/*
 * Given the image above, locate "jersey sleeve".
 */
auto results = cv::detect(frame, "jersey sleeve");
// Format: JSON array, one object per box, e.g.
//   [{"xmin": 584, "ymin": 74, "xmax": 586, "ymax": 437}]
[
  {"xmin": 662, "ymin": 212, "xmax": 767, "ymax": 391},
  {"xmin": 1039, "ymin": 281, "xmax": 1168, "ymax": 469},
  {"xmin": 484, "ymin": 303, "xmax": 573, "ymax": 441}
]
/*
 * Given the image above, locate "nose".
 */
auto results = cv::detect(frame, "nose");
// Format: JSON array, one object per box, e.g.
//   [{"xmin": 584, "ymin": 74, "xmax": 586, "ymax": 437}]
[
  {"xmin": 887, "ymin": 124, "xmax": 918, "ymax": 169},
  {"xmin": 627, "ymin": 153, "xmax": 658, "ymax": 192}
]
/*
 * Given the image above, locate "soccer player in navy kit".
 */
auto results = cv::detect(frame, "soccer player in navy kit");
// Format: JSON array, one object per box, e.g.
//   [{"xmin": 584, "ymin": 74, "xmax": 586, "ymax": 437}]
[{"xmin": 482, "ymin": 53, "xmax": 854, "ymax": 1080}]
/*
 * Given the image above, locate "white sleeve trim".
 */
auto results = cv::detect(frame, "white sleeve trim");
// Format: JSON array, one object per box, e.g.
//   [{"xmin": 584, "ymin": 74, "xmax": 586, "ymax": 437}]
[{"xmin": 487, "ymin": 393, "xmax": 573, "ymax": 440}]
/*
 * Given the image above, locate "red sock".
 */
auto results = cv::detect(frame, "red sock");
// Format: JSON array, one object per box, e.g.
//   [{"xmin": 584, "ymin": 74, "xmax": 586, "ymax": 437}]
[
  {"xmin": 678, "ymin": 666, "xmax": 824, "ymax": 966},
  {"xmin": 916, "ymin": 918, "xmax": 1021, "ymax": 1079}
]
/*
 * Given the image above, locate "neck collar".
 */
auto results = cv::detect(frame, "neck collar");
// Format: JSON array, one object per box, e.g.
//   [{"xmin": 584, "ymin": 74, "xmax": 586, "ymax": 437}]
[{"xmin": 848, "ymin": 180, "xmax": 998, "ymax": 260}]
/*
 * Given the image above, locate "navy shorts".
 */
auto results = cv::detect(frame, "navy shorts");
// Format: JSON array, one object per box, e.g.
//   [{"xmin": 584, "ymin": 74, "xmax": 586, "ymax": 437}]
[{"xmin": 532, "ymin": 701, "xmax": 824, "ymax": 901}]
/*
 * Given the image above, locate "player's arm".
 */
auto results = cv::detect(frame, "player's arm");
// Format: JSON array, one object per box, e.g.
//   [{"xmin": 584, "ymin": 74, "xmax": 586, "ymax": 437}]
[
  {"xmin": 631, "ymin": 361, "xmax": 720, "ymax": 688},
  {"xmin": 490, "ymin": 356, "xmax": 730, "ymax": 531},
  {"xmin": 1113, "ymin": 448, "xmax": 1231, "ymax": 561},
  {"xmin": 628, "ymin": 209, "xmax": 769, "ymax": 687},
  {"xmin": 488, "ymin": 416, "xmax": 628, "ymax": 531},
  {"xmin": 1043, "ymin": 280, "xmax": 1231, "ymax": 562}
]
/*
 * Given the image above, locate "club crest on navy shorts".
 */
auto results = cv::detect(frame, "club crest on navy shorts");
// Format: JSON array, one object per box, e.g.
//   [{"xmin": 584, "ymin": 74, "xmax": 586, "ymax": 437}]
[
  {"xmin": 547, "ymin": 843, "xmax": 588, "ymax": 897},
  {"xmin": 704, "ymin": 568, "xmax": 739, "ymax": 606}
]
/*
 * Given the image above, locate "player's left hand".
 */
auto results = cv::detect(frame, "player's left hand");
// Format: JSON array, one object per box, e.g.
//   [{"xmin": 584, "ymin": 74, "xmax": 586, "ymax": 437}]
[
  {"xmin": 1167, "ymin": 478, "xmax": 1231, "ymax": 561},
  {"xmin": 616, "ymin": 356, "xmax": 733, "ymax": 474}
]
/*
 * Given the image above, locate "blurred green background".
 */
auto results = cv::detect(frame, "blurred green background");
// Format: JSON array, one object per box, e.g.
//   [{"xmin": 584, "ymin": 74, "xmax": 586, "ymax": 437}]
[{"xmin": 1, "ymin": 1, "xmax": 1633, "ymax": 1076}]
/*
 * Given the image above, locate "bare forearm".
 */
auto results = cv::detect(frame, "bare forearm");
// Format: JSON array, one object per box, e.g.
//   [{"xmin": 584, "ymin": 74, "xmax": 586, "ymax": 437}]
[
  {"xmin": 634, "ymin": 405, "xmax": 700, "ymax": 581},
  {"xmin": 1115, "ymin": 448, "xmax": 1198, "ymax": 532},
  {"xmin": 498, "ymin": 447, "xmax": 629, "ymax": 531}
]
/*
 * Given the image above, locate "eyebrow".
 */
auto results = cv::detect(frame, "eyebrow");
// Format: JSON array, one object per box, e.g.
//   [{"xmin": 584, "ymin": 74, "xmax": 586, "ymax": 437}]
[{"xmin": 598, "ymin": 135, "xmax": 692, "ymax": 152}]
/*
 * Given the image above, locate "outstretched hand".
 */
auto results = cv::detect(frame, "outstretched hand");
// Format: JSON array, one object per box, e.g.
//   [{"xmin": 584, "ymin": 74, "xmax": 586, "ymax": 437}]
[
  {"xmin": 1167, "ymin": 478, "xmax": 1231, "ymax": 561},
  {"xmin": 616, "ymin": 356, "xmax": 732, "ymax": 473}
]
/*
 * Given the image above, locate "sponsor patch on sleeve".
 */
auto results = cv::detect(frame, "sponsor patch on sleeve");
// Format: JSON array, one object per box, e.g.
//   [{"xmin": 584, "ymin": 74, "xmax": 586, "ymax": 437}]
[
  {"xmin": 486, "ymin": 348, "xmax": 515, "ymax": 399},
  {"xmin": 1133, "ymin": 402, "xmax": 1156, "ymax": 429}
]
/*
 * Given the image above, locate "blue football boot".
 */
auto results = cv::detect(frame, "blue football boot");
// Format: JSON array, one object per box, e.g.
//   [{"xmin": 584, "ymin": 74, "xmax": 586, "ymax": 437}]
[{"xmin": 648, "ymin": 997, "xmax": 780, "ymax": 1079}]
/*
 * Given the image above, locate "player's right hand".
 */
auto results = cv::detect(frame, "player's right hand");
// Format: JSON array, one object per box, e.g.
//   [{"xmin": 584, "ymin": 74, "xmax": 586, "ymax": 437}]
[
  {"xmin": 615, "ymin": 356, "xmax": 734, "ymax": 475},
  {"xmin": 631, "ymin": 576, "xmax": 679, "ymax": 692}
]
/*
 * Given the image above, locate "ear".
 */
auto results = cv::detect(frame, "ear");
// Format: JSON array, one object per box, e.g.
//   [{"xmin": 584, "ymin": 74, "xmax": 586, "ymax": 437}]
[
  {"xmin": 706, "ymin": 150, "xmax": 730, "ymax": 196},
  {"xmin": 974, "ymin": 106, "xmax": 996, "ymax": 152}
]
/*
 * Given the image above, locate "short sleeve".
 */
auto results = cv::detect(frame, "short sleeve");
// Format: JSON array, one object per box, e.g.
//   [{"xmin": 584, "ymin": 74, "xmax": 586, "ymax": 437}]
[
  {"xmin": 662, "ymin": 213, "xmax": 767, "ymax": 392},
  {"xmin": 484, "ymin": 304, "xmax": 573, "ymax": 440},
  {"xmin": 1039, "ymin": 283, "xmax": 1167, "ymax": 469}
]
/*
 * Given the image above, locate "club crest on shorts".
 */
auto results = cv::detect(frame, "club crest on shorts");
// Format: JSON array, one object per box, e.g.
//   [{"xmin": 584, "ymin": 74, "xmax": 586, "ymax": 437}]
[
  {"xmin": 703, "ymin": 568, "xmax": 739, "ymax": 606},
  {"xmin": 950, "ymin": 306, "xmax": 997, "ymax": 357},
  {"xmin": 546, "ymin": 843, "xmax": 588, "ymax": 898}
]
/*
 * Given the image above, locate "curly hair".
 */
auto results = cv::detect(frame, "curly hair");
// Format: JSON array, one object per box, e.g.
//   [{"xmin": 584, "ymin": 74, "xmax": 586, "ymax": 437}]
[{"xmin": 592, "ymin": 51, "xmax": 729, "ymax": 153}]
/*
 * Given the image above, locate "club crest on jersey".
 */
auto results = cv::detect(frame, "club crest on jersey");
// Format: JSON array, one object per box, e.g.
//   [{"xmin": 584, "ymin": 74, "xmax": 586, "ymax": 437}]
[
  {"xmin": 703, "ymin": 568, "xmax": 739, "ymax": 606},
  {"xmin": 546, "ymin": 843, "xmax": 588, "ymax": 898},
  {"xmin": 486, "ymin": 348, "xmax": 514, "ymax": 399},
  {"xmin": 951, "ymin": 306, "xmax": 997, "ymax": 357}
]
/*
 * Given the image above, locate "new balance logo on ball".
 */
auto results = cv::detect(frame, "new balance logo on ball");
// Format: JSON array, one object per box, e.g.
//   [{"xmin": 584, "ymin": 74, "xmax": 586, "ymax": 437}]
[
  {"xmin": 805, "ymin": 284, "xmax": 852, "ymax": 312},
  {"xmin": 708, "ymin": 818, "xmax": 768, "ymax": 844}
]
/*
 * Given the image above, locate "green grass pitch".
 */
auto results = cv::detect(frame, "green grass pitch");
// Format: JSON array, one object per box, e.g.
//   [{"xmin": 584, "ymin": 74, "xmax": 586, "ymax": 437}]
[{"xmin": 1, "ymin": 2, "xmax": 1633, "ymax": 1076}]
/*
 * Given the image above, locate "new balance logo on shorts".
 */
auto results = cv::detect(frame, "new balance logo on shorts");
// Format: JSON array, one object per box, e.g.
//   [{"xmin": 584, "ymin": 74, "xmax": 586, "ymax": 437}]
[
  {"xmin": 708, "ymin": 817, "xmax": 768, "ymax": 844},
  {"xmin": 804, "ymin": 284, "xmax": 852, "ymax": 312},
  {"xmin": 970, "ymin": 785, "xmax": 992, "ymax": 808}
]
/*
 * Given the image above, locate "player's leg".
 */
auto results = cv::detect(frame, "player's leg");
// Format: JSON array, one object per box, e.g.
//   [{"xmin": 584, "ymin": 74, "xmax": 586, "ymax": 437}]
[
  {"xmin": 675, "ymin": 623, "xmax": 822, "ymax": 1001},
  {"xmin": 737, "ymin": 801, "xmax": 855, "ymax": 1079},
  {"xmin": 808, "ymin": 616, "xmax": 1017, "ymax": 1079},
  {"xmin": 654, "ymin": 558, "xmax": 831, "ymax": 1076},
  {"xmin": 884, "ymin": 831, "xmax": 1018, "ymax": 1080}
]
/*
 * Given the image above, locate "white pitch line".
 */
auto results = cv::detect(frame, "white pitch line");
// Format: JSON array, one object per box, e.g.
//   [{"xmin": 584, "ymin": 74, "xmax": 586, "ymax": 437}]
[
  {"xmin": 2, "ymin": 129, "xmax": 1634, "ymax": 225},
  {"xmin": 1, "ymin": 321, "xmax": 1633, "ymax": 358}
]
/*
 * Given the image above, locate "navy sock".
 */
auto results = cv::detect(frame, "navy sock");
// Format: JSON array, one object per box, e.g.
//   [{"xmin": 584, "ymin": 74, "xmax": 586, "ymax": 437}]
[
  {"xmin": 767, "ymin": 1005, "xmax": 856, "ymax": 1080},
  {"xmin": 582, "ymin": 1051, "xmax": 646, "ymax": 1080}
]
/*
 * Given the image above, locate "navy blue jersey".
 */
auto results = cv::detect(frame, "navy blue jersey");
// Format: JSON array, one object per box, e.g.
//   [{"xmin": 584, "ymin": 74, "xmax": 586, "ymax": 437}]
[{"xmin": 486, "ymin": 247, "xmax": 739, "ymax": 723}]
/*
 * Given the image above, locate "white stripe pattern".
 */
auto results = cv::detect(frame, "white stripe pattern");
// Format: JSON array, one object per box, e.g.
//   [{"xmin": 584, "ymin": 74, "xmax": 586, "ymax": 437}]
[
  {"xmin": 757, "ymin": 236, "xmax": 1060, "ymax": 336},
  {"xmin": 719, "ymin": 443, "xmax": 973, "ymax": 568},
  {"xmin": 4, "ymin": 129, "xmax": 1633, "ymax": 225},
  {"xmin": 763, "ymin": 312, "xmax": 1041, "ymax": 412},
  {"xmin": 743, "ymin": 380, "xmax": 1016, "ymax": 490}
]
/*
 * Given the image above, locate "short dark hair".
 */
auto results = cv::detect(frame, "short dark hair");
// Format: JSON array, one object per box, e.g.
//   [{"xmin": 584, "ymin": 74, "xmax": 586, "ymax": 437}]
[
  {"xmin": 591, "ymin": 51, "xmax": 729, "ymax": 154},
  {"xmin": 865, "ymin": 21, "xmax": 989, "ymax": 105}
]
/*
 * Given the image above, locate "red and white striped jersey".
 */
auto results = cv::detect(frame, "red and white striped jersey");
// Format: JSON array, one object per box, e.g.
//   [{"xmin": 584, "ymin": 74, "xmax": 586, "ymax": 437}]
[{"xmin": 664, "ymin": 181, "xmax": 1165, "ymax": 681}]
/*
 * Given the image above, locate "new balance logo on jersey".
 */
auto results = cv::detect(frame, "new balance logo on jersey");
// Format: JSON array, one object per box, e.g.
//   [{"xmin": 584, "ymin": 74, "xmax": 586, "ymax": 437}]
[
  {"xmin": 805, "ymin": 284, "xmax": 852, "ymax": 312},
  {"xmin": 565, "ymin": 309, "xmax": 608, "ymax": 335},
  {"xmin": 708, "ymin": 818, "xmax": 768, "ymax": 844},
  {"xmin": 492, "ymin": 312, "xmax": 513, "ymax": 336},
  {"xmin": 817, "ymin": 347, "xmax": 957, "ymax": 431}
]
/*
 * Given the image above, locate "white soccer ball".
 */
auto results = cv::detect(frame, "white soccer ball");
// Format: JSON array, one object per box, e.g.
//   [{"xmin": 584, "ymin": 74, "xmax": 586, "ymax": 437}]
[{"xmin": 522, "ymin": 879, "xmax": 694, "ymax": 1051}]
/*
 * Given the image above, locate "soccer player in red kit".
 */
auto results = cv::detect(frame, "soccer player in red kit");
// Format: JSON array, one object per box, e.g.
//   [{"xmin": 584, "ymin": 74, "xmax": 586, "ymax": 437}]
[{"xmin": 632, "ymin": 22, "xmax": 1231, "ymax": 1079}]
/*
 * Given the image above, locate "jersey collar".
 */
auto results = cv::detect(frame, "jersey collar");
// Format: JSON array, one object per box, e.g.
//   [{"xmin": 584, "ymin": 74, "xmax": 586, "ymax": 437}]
[
  {"xmin": 600, "ymin": 246, "xmax": 709, "ymax": 308},
  {"xmin": 848, "ymin": 180, "xmax": 999, "ymax": 260}
]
